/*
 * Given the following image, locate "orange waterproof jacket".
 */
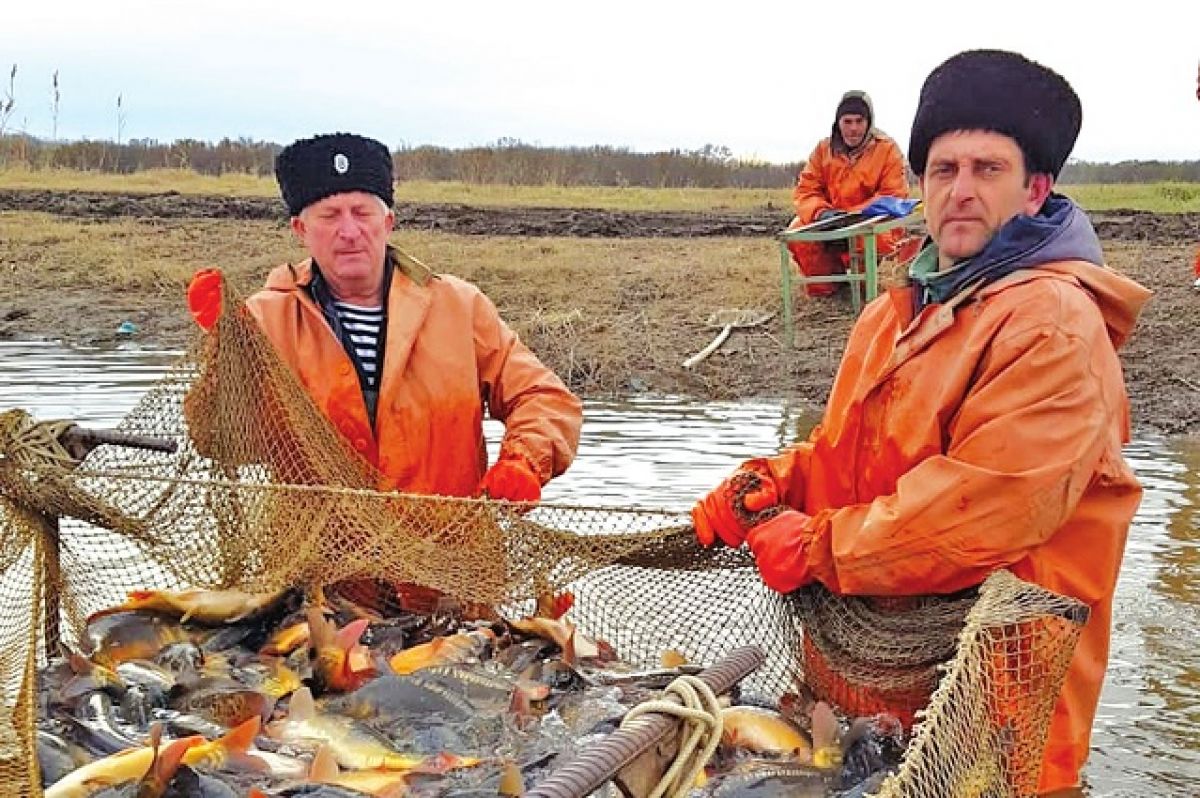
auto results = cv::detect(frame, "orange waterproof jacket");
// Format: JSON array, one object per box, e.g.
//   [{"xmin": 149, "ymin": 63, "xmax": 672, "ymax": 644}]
[
  {"xmin": 792, "ymin": 133, "xmax": 909, "ymax": 224},
  {"xmin": 244, "ymin": 253, "xmax": 582, "ymax": 497},
  {"xmin": 755, "ymin": 261, "xmax": 1150, "ymax": 792}
]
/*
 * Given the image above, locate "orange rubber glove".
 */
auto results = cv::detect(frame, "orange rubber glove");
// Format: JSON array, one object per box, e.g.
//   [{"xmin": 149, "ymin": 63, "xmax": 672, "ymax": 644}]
[
  {"xmin": 745, "ymin": 509, "xmax": 818, "ymax": 594},
  {"xmin": 480, "ymin": 453, "xmax": 542, "ymax": 503},
  {"xmin": 691, "ymin": 458, "xmax": 781, "ymax": 548},
  {"xmin": 187, "ymin": 268, "xmax": 223, "ymax": 331}
]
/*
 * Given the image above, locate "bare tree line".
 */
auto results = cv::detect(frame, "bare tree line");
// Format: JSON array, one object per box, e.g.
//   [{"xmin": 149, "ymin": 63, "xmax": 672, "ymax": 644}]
[{"xmin": 4, "ymin": 132, "xmax": 1198, "ymax": 188}]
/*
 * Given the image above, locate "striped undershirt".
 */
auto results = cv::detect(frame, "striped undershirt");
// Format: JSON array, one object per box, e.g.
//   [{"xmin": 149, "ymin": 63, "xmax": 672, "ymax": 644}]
[{"xmin": 332, "ymin": 301, "xmax": 385, "ymax": 388}]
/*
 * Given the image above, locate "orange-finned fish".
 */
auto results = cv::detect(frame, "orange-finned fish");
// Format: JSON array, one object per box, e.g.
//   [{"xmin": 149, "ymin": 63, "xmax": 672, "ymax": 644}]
[
  {"xmin": 507, "ymin": 616, "xmax": 600, "ymax": 666},
  {"xmin": 83, "ymin": 612, "xmax": 191, "ymax": 668},
  {"xmin": 388, "ymin": 628, "xmax": 495, "ymax": 675},
  {"xmin": 260, "ymin": 620, "xmax": 310, "ymax": 656},
  {"xmin": 307, "ymin": 607, "xmax": 376, "ymax": 693},
  {"xmin": 88, "ymin": 588, "xmax": 289, "ymax": 626},
  {"xmin": 268, "ymin": 687, "xmax": 480, "ymax": 772},
  {"xmin": 44, "ymin": 724, "xmax": 201, "ymax": 798},
  {"xmin": 720, "ymin": 706, "xmax": 814, "ymax": 762},
  {"xmin": 719, "ymin": 701, "xmax": 843, "ymax": 769},
  {"xmin": 307, "ymin": 744, "xmax": 412, "ymax": 797}
]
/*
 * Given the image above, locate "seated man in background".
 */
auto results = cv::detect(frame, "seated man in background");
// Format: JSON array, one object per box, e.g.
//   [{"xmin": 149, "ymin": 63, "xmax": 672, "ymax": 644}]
[{"xmin": 786, "ymin": 91, "xmax": 910, "ymax": 296}]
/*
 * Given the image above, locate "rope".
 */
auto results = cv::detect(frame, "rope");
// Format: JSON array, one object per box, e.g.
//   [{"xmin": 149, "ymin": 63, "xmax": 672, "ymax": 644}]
[{"xmin": 617, "ymin": 674, "xmax": 724, "ymax": 798}]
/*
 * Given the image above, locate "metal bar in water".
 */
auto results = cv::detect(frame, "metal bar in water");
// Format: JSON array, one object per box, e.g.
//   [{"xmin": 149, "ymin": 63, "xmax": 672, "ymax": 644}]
[{"xmin": 526, "ymin": 645, "xmax": 766, "ymax": 798}]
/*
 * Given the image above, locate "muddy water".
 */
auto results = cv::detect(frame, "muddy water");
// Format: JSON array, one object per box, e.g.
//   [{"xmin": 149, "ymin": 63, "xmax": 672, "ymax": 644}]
[{"xmin": 1, "ymin": 343, "xmax": 1196, "ymax": 797}]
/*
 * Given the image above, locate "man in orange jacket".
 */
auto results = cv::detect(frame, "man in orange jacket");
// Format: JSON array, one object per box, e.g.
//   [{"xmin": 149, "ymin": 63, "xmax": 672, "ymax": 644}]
[
  {"xmin": 189, "ymin": 133, "xmax": 582, "ymax": 509},
  {"xmin": 786, "ymin": 91, "xmax": 910, "ymax": 297},
  {"xmin": 694, "ymin": 51, "xmax": 1150, "ymax": 794}
]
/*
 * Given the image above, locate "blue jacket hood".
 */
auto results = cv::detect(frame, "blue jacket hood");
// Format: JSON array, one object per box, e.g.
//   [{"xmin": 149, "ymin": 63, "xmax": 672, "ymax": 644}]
[{"xmin": 912, "ymin": 194, "xmax": 1104, "ymax": 308}]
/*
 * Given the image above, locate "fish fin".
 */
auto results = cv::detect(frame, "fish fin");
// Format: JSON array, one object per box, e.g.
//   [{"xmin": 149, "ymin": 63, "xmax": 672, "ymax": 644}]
[
  {"xmin": 306, "ymin": 607, "xmax": 334, "ymax": 649},
  {"xmin": 288, "ymin": 686, "xmax": 316, "ymax": 722},
  {"xmin": 562, "ymin": 627, "xmax": 577, "ymax": 668},
  {"xmin": 67, "ymin": 651, "xmax": 94, "ymax": 675},
  {"xmin": 335, "ymin": 618, "xmax": 370, "ymax": 650},
  {"xmin": 309, "ymin": 744, "xmax": 340, "ymax": 781},
  {"xmin": 499, "ymin": 760, "xmax": 525, "ymax": 796},
  {"xmin": 222, "ymin": 751, "xmax": 273, "ymax": 774},
  {"xmin": 60, "ymin": 676, "xmax": 100, "ymax": 703},
  {"xmin": 810, "ymin": 701, "xmax": 840, "ymax": 752},
  {"xmin": 147, "ymin": 721, "xmax": 164, "ymax": 751},
  {"xmin": 260, "ymin": 695, "xmax": 279, "ymax": 724},
  {"xmin": 660, "ymin": 649, "xmax": 688, "ymax": 668},
  {"xmin": 535, "ymin": 590, "xmax": 574, "ymax": 620},
  {"xmin": 145, "ymin": 735, "xmax": 197, "ymax": 787},
  {"xmin": 217, "ymin": 716, "xmax": 261, "ymax": 754}
]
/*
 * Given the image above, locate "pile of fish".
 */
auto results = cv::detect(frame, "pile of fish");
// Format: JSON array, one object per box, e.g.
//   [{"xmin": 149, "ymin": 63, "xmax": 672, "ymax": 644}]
[{"xmin": 35, "ymin": 584, "xmax": 907, "ymax": 797}]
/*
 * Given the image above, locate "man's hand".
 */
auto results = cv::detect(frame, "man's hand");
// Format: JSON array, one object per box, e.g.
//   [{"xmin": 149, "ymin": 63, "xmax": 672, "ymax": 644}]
[
  {"xmin": 187, "ymin": 268, "xmax": 223, "ymax": 331},
  {"xmin": 746, "ymin": 509, "xmax": 818, "ymax": 593},
  {"xmin": 692, "ymin": 459, "xmax": 780, "ymax": 548},
  {"xmin": 480, "ymin": 453, "xmax": 542, "ymax": 503}
]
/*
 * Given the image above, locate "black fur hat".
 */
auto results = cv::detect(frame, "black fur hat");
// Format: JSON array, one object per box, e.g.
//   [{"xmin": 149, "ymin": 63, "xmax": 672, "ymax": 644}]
[
  {"xmin": 908, "ymin": 50, "xmax": 1081, "ymax": 178},
  {"xmin": 275, "ymin": 133, "xmax": 394, "ymax": 216}
]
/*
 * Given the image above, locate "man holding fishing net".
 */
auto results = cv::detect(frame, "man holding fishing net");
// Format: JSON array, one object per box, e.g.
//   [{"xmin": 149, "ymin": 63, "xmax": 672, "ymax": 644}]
[
  {"xmin": 188, "ymin": 132, "xmax": 581, "ymax": 506},
  {"xmin": 694, "ymin": 50, "xmax": 1150, "ymax": 794}
]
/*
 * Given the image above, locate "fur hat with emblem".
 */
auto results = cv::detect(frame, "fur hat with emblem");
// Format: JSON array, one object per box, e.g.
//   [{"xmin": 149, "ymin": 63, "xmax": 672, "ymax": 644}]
[{"xmin": 275, "ymin": 133, "xmax": 394, "ymax": 216}]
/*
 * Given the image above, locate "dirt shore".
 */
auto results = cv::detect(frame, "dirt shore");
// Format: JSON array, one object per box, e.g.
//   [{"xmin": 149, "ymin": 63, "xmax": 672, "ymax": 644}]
[{"xmin": 1, "ymin": 189, "xmax": 1197, "ymax": 435}]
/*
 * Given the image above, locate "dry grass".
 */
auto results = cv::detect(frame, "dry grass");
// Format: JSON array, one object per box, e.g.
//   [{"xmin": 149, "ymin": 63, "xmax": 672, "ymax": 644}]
[
  {"xmin": 0, "ymin": 167, "xmax": 790, "ymax": 212},
  {"xmin": 0, "ymin": 210, "xmax": 787, "ymax": 395},
  {"xmin": 0, "ymin": 167, "xmax": 275, "ymax": 197}
]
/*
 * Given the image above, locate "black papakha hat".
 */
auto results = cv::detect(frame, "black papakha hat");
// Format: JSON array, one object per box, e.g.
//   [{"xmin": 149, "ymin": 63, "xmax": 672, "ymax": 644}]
[
  {"xmin": 907, "ymin": 50, "xmax": 1082, "ymax": 178},
  {"xmin": 275, "ymin": 133, "xmax": 395, "ymax": 216}
]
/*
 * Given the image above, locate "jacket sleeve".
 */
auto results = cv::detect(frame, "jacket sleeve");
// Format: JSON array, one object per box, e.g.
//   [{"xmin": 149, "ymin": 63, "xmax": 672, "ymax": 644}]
[
  {"xmin": 851, "ymin": 139, "xmax": 910, "ymax": 211},
  {"xmin": 471, "ymin": 290, "xmax": 583, "ymax": 483},
  {"xmin": 793, "ymin": 142, "xmax": 833, "ymax": 224},
  {"xmin": 794, "ymin": 316, "xmax": 1120, "ymax": 596}
]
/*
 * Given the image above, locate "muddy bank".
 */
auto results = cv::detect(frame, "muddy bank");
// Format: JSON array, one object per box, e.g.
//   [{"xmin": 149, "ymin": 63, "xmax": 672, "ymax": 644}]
[{"xmin": 3, "ymin": 187, "xmax": 1199, "ymax": 242}]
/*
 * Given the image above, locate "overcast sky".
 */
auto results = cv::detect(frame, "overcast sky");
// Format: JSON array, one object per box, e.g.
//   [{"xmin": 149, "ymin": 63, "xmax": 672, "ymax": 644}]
[{"xmin": 3, "ymin": 1, "xmax": 1197, "ymax": 165}]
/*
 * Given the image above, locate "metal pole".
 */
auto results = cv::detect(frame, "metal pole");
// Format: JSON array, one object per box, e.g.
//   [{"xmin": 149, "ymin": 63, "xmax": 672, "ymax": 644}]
[
  {"xmin": 865, "ymin": 230, "xmax": 879, "ymax": 303},
  {"xmin": 526, "ymin": 646, "xmax": 766, "ymax": 798},
  {"xmin": 59, "ymin": 425, "xmax": 178, "ymax": 457},
  {"xmin": 779, "ymin": 240, "xmax": 795, "ymax": 349}
]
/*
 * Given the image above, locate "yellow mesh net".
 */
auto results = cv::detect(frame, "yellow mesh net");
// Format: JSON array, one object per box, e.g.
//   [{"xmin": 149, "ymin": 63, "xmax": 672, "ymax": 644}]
[{"xmin": 0, "ymin": 280, "xmax": 1086, "ymax": 797}]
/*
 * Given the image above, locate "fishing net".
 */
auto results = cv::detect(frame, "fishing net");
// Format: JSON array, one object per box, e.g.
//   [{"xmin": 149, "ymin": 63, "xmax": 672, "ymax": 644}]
[{"xmin": 0, "ymin": 278, "xmax": 1087, "ymax": 798}]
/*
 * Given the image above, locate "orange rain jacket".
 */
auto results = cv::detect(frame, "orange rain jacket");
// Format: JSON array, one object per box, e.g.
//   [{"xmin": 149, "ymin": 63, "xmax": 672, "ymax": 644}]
[
  {"xmin": 791, "ymin": 132, "xmax": 909, "ymax": 225},
  {"xmin": 244, "ymin": 252, "xmax": 582, "ymax": 497},
  {"xmin": 751, "ymin": 260, "xmax": 1150, "ymax": 792}
]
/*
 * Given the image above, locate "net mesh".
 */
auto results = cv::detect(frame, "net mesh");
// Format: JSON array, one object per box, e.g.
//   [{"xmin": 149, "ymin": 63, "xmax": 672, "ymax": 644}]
[{"xmin": 0, "ymin": 280, "xmax": 1086, "ymax": 798}]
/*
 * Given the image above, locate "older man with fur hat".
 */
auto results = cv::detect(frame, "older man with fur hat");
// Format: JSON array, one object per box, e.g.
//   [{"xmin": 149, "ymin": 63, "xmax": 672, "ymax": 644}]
[
  {"xmin": 784, "ymin": 90, "xmax": 910, "ymax": 296},
  {"xmin": 189, "ymin": 132, "xmax": 582, "ymax": 513},
  {"xmin": 693, "ymin": 51, "xmax": 1150, "ymax": 793}
]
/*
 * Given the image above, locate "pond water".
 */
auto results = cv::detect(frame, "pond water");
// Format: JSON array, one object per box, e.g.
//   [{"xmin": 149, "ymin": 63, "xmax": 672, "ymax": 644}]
[{"xmin": 1, "ymin": 341, "xmax": 1196, "ymax": 796}]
